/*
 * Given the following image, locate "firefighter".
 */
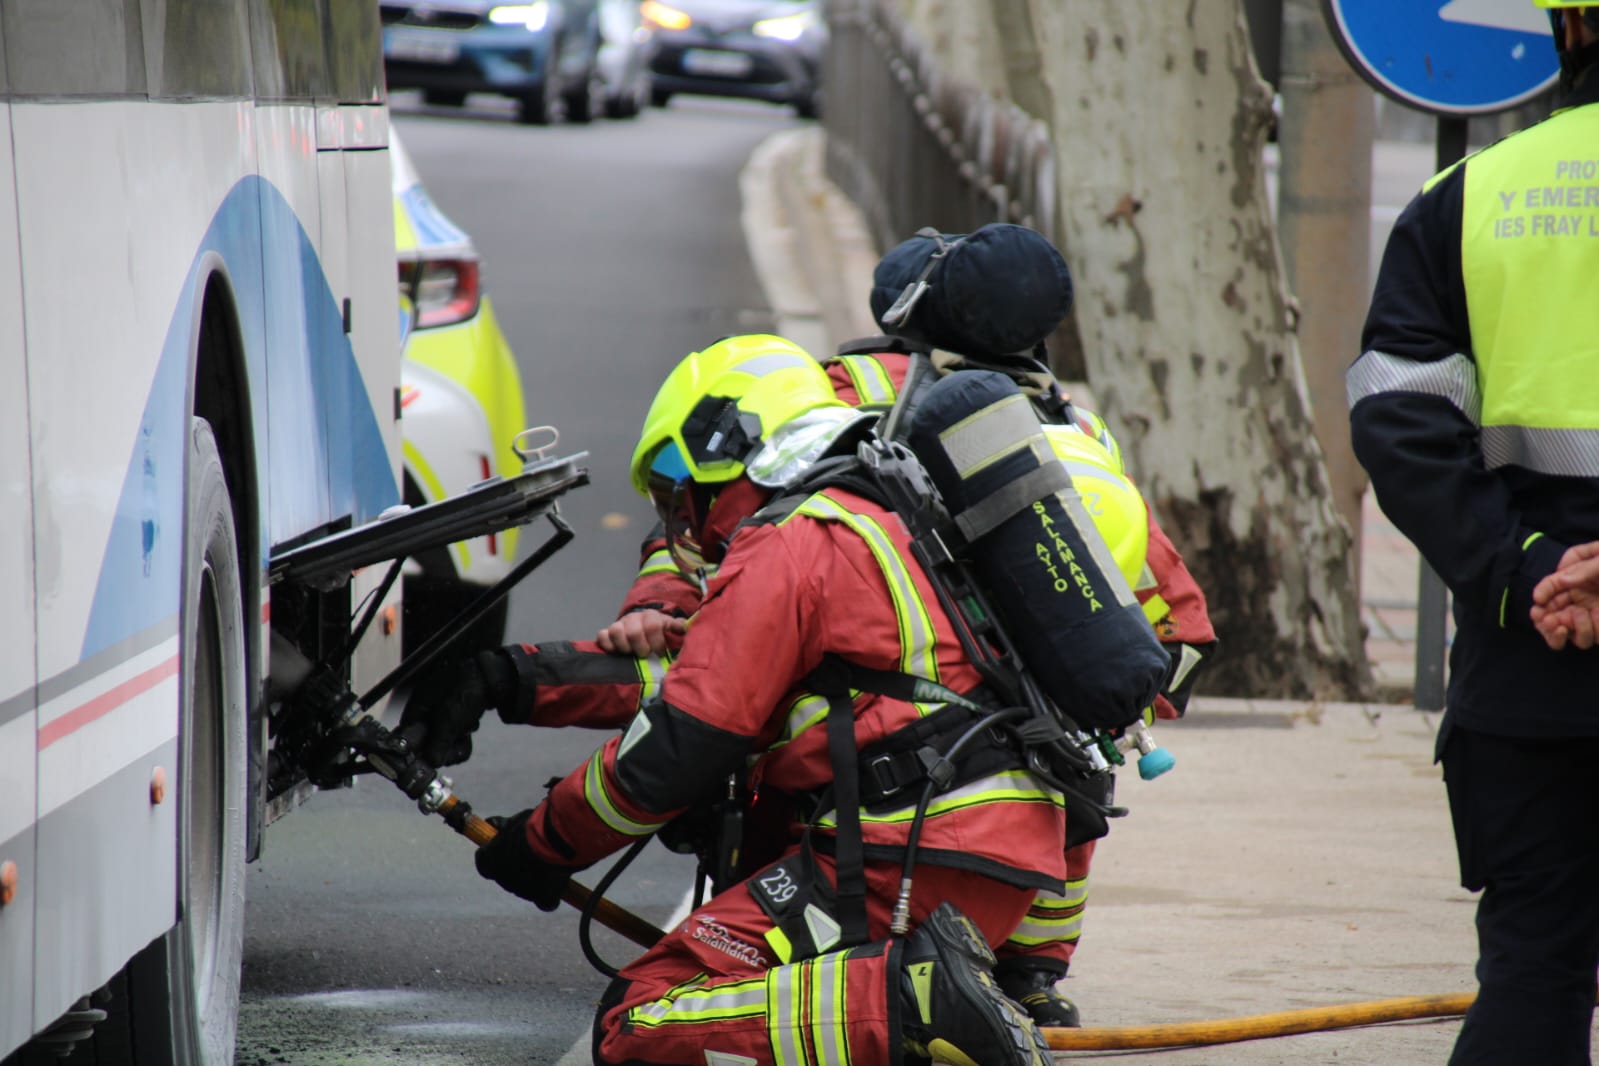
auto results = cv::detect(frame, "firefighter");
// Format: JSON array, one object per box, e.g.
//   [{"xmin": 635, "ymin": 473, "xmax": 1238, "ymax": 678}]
[
  {"xmin": 403, "ymin": 335, "xmax": 1061, "ymax": 1065},
  {"xmin": 584, "ymin": 224, "xmax": 1217, "ymax": 1030},
  {"xmin": 812, "ymin": 224, "xmax": 1218, "ymax": 1028},
  {"xmin": 1347, "ymin": 5, "xmax": 1599, "ymax": 1062}
]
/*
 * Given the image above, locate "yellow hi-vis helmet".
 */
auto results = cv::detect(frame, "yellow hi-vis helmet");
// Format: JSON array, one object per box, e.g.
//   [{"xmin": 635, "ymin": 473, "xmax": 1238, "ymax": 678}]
[
  {"xmin": 629, "ymin": 334, "xmax": 846, "ymax": 496},
  {"xmin": 1042, "ymin": 424, "xmax": 1149, "ymax": 588}
]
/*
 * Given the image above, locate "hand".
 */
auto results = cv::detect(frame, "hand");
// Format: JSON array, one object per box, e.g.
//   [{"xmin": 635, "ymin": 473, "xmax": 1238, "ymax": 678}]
[
  {"xmin": 595, "ymin": 609, "xmax": 687, "ymax": 657},
  {"xmin": 1532, "ymin": 543, "xmax": 1599, "ymax": 651},
  {"xmin": 397, "ymin": 648, "xmax": 521, "ymax": 766},
  {"xmin": 474, "ymin": 809, "xmax": 573, "ymax": 911}
]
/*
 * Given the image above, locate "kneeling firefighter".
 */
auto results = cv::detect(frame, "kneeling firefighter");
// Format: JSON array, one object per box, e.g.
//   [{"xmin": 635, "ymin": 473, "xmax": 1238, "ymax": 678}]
[
  {"xmin": 828, "ymin": 223, "xmax": 1217, "ymax": 1027},
  {"xmin": 398, "ymin": 335, "xmax": 1171, "ymax": 1064}
]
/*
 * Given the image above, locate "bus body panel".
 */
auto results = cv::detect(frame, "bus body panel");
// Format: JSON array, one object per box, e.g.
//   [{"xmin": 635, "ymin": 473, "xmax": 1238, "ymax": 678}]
[
  {"xmin": 337, "ymin": 109, "xmax": 405, "ymax": 697},
  {"xmin": 1, "ymin": 2, "xmax": 401, "ymax": 1055},
  {"xmin": 9, "ymin": 100, "xmax": 399, "ymax": 1052},
  {"xmin": 0, "ymin": 92, "xmax": 40, "ymax": 1050}
]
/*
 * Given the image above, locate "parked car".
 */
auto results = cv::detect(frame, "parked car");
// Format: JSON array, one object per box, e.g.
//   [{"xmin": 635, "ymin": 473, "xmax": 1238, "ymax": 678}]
[
  {"xmin": 381, "ymin": 0, "xmax": 607, "ymax": 124},
  {"xmin": 392, "ymin": 132, "xmax": 529, "ymax": 656},
  {"xmin": 642, "ymin": 0, "xmax": 823, "ymax": 118},
  {"xmin": 597, "ymin": 0, "xmax": 658, "ymax": 118}
]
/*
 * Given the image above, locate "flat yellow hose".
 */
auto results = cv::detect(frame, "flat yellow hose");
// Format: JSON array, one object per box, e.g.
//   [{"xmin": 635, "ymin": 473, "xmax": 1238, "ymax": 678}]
[{"xmin": 1044, "ymin": 993, "xmax": 1475, "ymax": 1050}]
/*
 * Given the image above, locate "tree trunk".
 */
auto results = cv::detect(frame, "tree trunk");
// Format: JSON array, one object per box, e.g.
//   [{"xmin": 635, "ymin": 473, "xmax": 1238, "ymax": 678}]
[{"xmin": 1018, "ymin": 2, "xmax": 1372, "ymax": 700}]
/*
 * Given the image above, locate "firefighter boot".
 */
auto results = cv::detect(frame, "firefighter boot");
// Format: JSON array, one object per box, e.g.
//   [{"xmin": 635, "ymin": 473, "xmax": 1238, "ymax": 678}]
[
  {"xmin": 995, "ymin": 959, "xmax": 1081, "ymax": 1028},
  {"xmin": 899, "ymin": 903, "xmax": 1053, "ymax": 1066}
]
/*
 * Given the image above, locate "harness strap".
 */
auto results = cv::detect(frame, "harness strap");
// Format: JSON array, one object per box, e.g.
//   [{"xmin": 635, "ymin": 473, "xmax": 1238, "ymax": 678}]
[
  {"xmin": 810, "ymin": 656, "xmax": 870, "ymax": 948},
  {"xmin": 953, "ymin": 461, "xmax": 1072, "ymax": 543}
]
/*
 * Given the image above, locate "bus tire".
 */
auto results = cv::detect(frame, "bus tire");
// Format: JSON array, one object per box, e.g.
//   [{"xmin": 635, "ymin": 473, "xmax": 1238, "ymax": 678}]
[{"xmin": 122, "ymin": 417, "xmax": 249, "ymax": 1065}]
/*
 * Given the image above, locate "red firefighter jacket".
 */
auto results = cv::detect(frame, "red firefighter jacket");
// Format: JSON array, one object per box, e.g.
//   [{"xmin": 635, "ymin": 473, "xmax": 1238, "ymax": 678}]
[{"xmin": 520, "ymin": 485, "xmax": 1069, "ymax": 892}]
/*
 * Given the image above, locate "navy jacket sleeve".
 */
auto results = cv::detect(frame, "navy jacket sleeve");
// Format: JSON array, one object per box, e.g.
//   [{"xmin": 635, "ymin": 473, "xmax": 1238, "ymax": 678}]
[{"xmin": 1348, "ymin": 167, "xmax": 1566, "ymax": 628}]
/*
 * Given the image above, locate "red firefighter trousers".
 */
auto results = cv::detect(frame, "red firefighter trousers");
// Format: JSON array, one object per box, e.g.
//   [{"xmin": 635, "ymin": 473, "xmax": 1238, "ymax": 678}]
[{"xmin": 594, "ymin": 848, "xmax": 1037, "ymax": 1066}]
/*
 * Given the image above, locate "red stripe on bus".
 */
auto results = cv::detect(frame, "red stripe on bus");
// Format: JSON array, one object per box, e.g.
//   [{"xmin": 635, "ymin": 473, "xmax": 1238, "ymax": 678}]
[{"xmin": 37, "ymin": 655, "xmax": 181, "ymax": 751}]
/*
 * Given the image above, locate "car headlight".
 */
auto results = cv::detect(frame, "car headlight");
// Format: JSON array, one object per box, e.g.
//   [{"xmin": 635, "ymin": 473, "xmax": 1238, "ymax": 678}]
[
  {"xmin": 488, "ymin": 2, "xmax": 551, "ymax": 31},
  {"xmin": 752, "ymin": 11, "xmax": 815, "ymax": 41},
  {"xmin": 640, "ymin": 1, "xmax": 692, "ymax": 31}
]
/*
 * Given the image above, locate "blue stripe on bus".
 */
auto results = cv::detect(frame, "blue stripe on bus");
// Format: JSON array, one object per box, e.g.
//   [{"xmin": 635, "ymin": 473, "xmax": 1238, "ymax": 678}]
[{"xmin": 82, "ymin": 175, "xmax": 399, "ymax": 660}]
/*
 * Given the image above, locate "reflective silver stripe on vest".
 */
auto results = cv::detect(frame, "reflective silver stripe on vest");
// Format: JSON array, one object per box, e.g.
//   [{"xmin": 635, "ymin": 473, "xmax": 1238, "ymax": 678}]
[
  {"xmin": 1481, "ymin": 425, "xmax": 1599, "ymax": 476},
  {"xmin": 1346, "ymin": 350, "xmax": 1482, "ymax": 425}
]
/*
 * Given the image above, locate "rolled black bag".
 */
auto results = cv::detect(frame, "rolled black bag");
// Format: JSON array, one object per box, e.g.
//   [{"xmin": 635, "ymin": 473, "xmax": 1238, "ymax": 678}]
[
  {"xmin": 870, "ymin": 223, "xmax": 1073, "ymax": 359},
  {"xmin": 905, "ymin": 370, "xmax": 1169, "ymax": 732}
]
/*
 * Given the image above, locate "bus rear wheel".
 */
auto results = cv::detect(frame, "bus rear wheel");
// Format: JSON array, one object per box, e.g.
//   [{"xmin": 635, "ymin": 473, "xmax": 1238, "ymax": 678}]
[{"xmin": 110, "ymin": 419, "xmax": 248, "ymax": 1065}]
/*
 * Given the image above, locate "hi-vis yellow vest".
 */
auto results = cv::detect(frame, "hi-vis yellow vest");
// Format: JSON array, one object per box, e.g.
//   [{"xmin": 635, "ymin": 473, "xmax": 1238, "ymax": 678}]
[{"xmin": 1459, "ymin": 102, "xmax": 1599, "ymax": 475}]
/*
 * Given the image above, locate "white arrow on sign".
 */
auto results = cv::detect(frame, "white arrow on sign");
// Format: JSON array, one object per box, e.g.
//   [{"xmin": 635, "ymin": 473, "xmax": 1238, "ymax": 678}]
[{"xmin": 1438, "ymin": 0, "xmax": 1551, "ymax": 35}]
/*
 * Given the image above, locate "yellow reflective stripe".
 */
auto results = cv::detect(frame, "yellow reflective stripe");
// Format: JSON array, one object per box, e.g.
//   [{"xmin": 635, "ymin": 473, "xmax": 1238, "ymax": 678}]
[
  {"xmin": 1004, "ymin": 910, "xmax": 1084, "ymax": 947},
  {"xmin": 584, "ymin": 750, "xmax": 668, "ymax": 837},
  {"xmin": 1141, "ymin": 592, "xmax": 1171, "ymax": 625},
  {"xmin": 811, "ymin": 952, "xmax": 850, "ymax": 1066},
  {"xmin": 635, "ymin": 653, "xmax": 669, "ymax": 710},
  {"xmin": 769, "ymin": 960, "xmax": 807, "ymax": 1066},
  {"xmin": 638, "ymin": 547, "xmax": 677, "ymax": 577},
  {"xmin": 1030, "ymin": 884, "xmax": 1085, "ymax": 911},
  {"xmin": 838, "ymin": 354, "xmax": 897, "ymax": 408},
  {"xmin": 815, "ymin": 770, "xmax": 1062, "ymax": 827},
  {"xmin": 793, "ymin": 493, "xmax": 939, "ymax": 681},
  {"xmin": 765, "ymin": 926, "xmax": 794, "ymax": 965},
  {"xmin": 774, "ymin": 693, "xmax": 839, "ymax": 748},
  {"xmin": 627, "ymin": 975, "xmax": 768, "ymax": 1029}
]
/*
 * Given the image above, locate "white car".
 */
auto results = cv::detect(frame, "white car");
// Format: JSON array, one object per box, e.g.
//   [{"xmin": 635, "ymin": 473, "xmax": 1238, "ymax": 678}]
[{"xmin": 393, "ymin": 132, "xmax": 529, "ymax": 656}]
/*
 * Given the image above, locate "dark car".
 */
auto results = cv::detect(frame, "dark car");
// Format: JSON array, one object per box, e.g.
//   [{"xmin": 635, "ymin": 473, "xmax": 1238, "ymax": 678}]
[
  {"xmin": 381, "ymin": 0, "xmax": 608, "ymax": 124},
  {"xmin": 642, "ymin": 0, "xmax": 823, "ymax": 118}
]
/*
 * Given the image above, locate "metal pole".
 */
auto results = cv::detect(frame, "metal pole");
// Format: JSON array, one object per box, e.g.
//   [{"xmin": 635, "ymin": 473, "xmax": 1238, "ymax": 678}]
[{"xmin": 1412, "ymin": 116, "xmax": 1469, "ymax": 711}]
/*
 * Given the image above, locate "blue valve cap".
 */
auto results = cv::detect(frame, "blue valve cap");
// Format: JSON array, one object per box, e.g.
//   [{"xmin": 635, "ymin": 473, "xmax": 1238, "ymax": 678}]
[{"xmin": 1138, "ymin": 747, "xmax": 1176, "ymax": 780}]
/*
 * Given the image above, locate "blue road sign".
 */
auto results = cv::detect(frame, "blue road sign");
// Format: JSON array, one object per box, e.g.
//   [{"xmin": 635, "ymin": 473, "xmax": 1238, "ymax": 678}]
[{"xmin": 1322, "ymin": 0, "xmax": 1560, "ymax": 116}]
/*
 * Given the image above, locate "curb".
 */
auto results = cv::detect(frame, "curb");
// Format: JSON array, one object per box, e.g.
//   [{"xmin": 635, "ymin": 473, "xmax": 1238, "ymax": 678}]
[{"xmin": 740, "ymin": 127, "xmax": 879, "ymax": 359}]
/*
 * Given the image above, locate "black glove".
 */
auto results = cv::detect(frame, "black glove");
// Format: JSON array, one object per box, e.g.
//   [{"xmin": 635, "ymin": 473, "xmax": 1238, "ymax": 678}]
[
  {"xmin": 398, "ymin": 647, "xmax": 524, "ymax": 766},
  {"xmin": 474, "ymin": 809, "xmax": 572, "ymax": 911}
]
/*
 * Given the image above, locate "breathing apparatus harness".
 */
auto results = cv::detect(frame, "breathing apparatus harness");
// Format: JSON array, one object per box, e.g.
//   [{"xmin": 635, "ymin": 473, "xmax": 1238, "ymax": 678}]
[{"xmin": 744, "ymin": 421, "xmax": 1151, "ymax": 945}]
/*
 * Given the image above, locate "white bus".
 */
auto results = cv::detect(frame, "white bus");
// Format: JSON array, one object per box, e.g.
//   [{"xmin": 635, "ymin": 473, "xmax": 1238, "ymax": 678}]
[{"xmin": 0, "ymin": 3, "xmax": 404, "ymax": 1062}]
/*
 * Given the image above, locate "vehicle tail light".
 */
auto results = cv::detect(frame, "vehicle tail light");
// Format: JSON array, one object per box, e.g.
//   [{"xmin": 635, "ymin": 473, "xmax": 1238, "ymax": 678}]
[
  {"xmin": 404, "ymin": 257, "xmax": 481, "ymax": 329},
  {"xmin": 481, "ymin": 455, "xmax": 499, "ymax": 555}
]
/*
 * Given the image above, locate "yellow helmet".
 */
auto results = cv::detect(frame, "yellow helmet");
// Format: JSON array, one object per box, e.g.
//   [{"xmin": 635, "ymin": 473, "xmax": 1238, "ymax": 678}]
[
  {"xmin": 1532, "ymin": 1, "xmax": 1590, "ymax": 6},
  {"xmin": 629, "ymin": 334, "xmax": 845, "ymax": 497},
  {"xmin": 1042, "ymin": 425, "xmax": 1149, "ymax": 587}
]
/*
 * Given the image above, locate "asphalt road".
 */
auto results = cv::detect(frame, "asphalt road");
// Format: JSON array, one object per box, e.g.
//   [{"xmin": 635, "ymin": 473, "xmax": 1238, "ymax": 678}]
[{"xmin": 236, "ymin": 93, "xmax": 801, "ymax": 1066}]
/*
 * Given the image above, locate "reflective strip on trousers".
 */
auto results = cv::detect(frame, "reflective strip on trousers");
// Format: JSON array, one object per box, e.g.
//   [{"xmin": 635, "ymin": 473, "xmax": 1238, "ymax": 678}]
[{"xmin": 1004, "ymin": 883, "xmax": 1087, "ymax": 948}]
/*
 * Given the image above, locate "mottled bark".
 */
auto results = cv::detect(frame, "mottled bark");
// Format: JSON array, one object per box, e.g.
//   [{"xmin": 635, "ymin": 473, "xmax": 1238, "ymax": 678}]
[{"xmin": 889, "ymin": 0, "xmax": 1373, "ymax": 699}]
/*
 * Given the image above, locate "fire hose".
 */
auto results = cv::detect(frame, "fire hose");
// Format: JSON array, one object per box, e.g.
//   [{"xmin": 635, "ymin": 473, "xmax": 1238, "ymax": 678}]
[{"xmin": 343, "ymin": 722, "xmax": 1479, "ymax": 1053}]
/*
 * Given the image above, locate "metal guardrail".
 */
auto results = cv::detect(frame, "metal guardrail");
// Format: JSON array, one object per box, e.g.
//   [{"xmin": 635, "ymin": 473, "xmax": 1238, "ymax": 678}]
[
  {"xmin": 820, "ymin": 0, "xmax": 1084, "ymax": 376},
  {"xmin": 821, "ymin": 0, "xmax": 1054, "ymax": 248}
]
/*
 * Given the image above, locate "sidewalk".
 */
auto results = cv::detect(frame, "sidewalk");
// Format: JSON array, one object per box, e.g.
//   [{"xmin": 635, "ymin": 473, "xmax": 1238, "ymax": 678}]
[{"xmin": 738, "ymin": 128, "xmax": 1512, "ymax": 1064}]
